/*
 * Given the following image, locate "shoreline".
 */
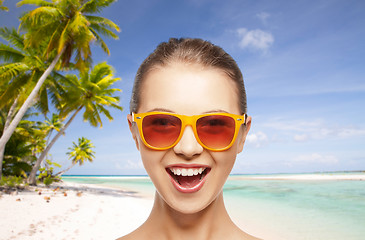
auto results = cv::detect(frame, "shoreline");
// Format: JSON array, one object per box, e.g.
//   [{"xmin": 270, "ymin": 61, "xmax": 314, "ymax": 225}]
[
  {"xmin": 230, "ymin": 173, "xmax": 365, "ymax": 181},
  {"xmin": 62, "ymin": 172, "xmax": 365, "ymax": 181}
]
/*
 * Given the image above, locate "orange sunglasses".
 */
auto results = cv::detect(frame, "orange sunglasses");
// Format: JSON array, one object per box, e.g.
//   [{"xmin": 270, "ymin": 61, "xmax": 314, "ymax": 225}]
[{"xmin": 132, "ymin": 111, "xmax": 247, "ymax": 151}]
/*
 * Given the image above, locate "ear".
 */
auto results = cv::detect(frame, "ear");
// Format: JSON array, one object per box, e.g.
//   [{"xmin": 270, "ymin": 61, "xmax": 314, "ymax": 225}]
[
  {"xmin": 237, "ymin": 116, "xmax": 252, "ymax": 154},
  {"xmin": 127, "ymin": 114, "xmax": 140, "ymax": 151}
]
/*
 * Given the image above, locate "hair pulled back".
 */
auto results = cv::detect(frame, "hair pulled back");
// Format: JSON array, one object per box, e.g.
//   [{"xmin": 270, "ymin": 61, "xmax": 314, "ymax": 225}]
[{"xmin": 130, "ymin": 38, "xmax": 247, "ymax": 114}]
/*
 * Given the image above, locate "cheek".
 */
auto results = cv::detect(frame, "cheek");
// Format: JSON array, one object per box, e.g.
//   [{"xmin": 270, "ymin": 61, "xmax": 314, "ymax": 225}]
[
  {"xmin": 212, "ymin": 148, "xmax": 237, "ymax": 174},
  {"xmin": 139, "ymin": 146, "xmax": 167, "ymax": 178}
]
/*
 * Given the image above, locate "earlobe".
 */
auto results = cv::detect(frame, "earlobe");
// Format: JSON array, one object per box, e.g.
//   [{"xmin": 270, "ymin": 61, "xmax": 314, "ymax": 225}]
[
  {"xmin": 237, "ymin": 116, "xmax": 252, "ymax": 154},
  {"xmin": 127, "ymin": 114, "xmax": 140, "ymax": 151}
]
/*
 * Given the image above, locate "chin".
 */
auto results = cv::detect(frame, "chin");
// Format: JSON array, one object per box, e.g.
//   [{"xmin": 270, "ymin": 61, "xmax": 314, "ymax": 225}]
[
  {"xmin": 156, "ymin": 181, "xmax": 223, "ymax": 216},
  {"xmin": 165, "ymin": 195, "xmax": 219, "ymax": 215}
]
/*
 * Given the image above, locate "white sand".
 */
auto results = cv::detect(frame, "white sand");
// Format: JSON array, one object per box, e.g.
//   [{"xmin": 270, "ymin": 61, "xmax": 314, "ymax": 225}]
[{"xmin": 0, "ymin": 182, "xmax": 153, "ymax": 240}]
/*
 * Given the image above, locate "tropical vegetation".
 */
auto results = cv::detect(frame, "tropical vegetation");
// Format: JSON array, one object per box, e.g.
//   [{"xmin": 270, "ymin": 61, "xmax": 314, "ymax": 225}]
[{"xmin": 0, "ymin": 0, "xmax": 122, "ymax": 187}]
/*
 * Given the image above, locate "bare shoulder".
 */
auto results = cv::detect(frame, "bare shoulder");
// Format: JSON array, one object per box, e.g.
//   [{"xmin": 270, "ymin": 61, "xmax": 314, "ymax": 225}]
[
  {"xmin": 239, "ymin": 230, "xmax": 262, "ymax": 240},
  {"xmin": 116, "ymin": 232, "xmax": 138, "ymax": 240},
  {"xmin": 232, "ymin": 225, "xmax": 262, "ymax": 240},
  {"xmin": 116, "ymin": 233, "xmax": 135, "ymax": 240},
  {"xmin": 116, "ymin": 228, "xmax": 146, "ymax": 240}
]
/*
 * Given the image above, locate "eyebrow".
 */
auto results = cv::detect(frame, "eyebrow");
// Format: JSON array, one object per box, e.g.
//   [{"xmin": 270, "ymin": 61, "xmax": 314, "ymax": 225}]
[
  {"xmin": 147, "ymin": 108, "xmax": 230, "ymax": 114},
  {"xmin": 147, "ymin": 108, "xmax": 175, "ymax": 113},
  {"xmin": 202, "ymin": 109, "xmax": 230, "ymax": 114}
]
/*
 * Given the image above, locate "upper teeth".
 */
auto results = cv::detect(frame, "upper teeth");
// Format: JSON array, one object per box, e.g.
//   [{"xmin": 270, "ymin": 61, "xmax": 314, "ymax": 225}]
[{"xmin": 170, "ymin": 167, "xmax": 205, "ymax": 176}]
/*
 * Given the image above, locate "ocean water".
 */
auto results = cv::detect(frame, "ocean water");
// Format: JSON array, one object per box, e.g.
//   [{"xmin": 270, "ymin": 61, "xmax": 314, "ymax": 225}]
[
  {"xmin": 224, "ymin": 175, "xmax": 365, "ymax": 240},
  {"xmin": 62, "ymin": 173, "xmax": 365, "ymax": 240}
]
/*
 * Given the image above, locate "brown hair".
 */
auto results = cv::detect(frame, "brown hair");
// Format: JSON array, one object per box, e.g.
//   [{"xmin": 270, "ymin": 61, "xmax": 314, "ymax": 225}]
[{"xmin": 130, "ymin": 38, "xmax": 247, "ymax": 114}]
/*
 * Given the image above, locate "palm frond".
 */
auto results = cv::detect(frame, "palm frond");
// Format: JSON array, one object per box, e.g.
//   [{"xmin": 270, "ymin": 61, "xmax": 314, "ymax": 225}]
[
  {"xmin": 0, "ymin": 76, "xmax": 30, "ymax": 109},
  {"xmin": 97, "ymin": 76, "xmax": 121, "ymax": 89},
  {"xmin": 84, "ymin": 15, "xmax": 120, "ymax": 32},
  {"xmin": 88, "ymin": 28, "xmax": 110, "ymax": 55},
  {"xmin": 44, "ymin": 23, "xmax": 64, "ymax": 57},
  {"xmin": 0, "ymin": 62, "xmax": 29, "ymax": 81},
  {"xmin": 20, "ymin": 6, "xmax": 63, "ymax": 27},
  {"xmin": 93, "ymin": 95, "xmax": 109, "ymax": 105},
  {"xmin": 89, "ymin": 23, "xmax": 119, "ymax": 40},
  {"xmin": 97, "ymin": 95, "xmax": 120, "ymax": 105},
  {"xmin": 94, "ymin": 73, "xmax": 113, "ymax": 87},
  {"xmin": 17, "ymin": 0, "xmax": 55, "ymax": 8},
  {"xmin": 34, "ymin": 86, "xmax": 49, "ymax": 115},
  {"xmin": 89, "ymin": 62, "xmax": 112, "ymax": 82},
  {"xmin": 22, "ymin": 20, "xmax": 62, "ymax": 51},
  {"xmin": 80, "ymin": 0, "xmax": 116, "ymax": 14},
  {"xmin": 0, "ymin": 44, "xmax": 25, "ymax": 63},
  {"xmin": 0, "ymin": 28, "xmax": 25, "ymax": 51},
  {"xmin": 57, "ymin": 19, "xmax": 71, "ymax": 55},
  {"xmin": 73, "ymin": 49, "xmax": 92, "ymax": 72},
  {"xmin": 82, "ymin": 102, "xmax": 99, "ymax": 127},
  {"xmin": 109, "ymin": 102, "xmax": 123, "ymax": 111},
  {"xmin": 97, "ymin": 104, "xmax": 113, "ymax": 120}
]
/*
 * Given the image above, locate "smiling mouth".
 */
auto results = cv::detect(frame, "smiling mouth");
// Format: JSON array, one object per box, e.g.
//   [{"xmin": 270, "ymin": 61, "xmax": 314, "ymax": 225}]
[{"xmin": 167, "ymin": 167, "xmax": 210, "ymax": 189}]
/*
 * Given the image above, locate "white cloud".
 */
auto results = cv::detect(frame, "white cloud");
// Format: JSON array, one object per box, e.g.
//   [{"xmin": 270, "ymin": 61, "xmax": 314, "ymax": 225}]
[
  {"xmin": 263, "ymin": 119, "xmax": 365, "ymax": 141},
  {"xmin": 114, "ymin": 159, "xmax": 144, "ymax": 170},
  {"xmin": 246, "ymin": 131, "xmax": 268, "ymax": 148},
  {"xmin": 293, "ymin": 153, "xmax": 339, "ymax": 164},
  {"xmin": 294, "ymin": 134, "xmax": 309, "ymax": 142},
  {"xmin": 256, "ymin": 12, "xmax": 270, "ymax": 24},
  {"xmin": 237, "ymin": 28, "xmax": 274, "ymax": 52}
]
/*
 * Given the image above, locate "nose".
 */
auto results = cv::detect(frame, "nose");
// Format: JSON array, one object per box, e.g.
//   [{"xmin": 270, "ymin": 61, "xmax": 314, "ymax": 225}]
[{"xmin": 173, "ymin": 126, "xmax": 203, "ymax": 159}]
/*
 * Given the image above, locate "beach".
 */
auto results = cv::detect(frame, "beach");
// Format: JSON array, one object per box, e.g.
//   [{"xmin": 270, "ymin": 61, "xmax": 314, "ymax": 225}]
[
  {"xmin": 0, "ymin": 181, "xmax": 269, "ymax": 240},
  {"xmin": 0, "ymin": 182, "xmax": 153, "ymax": 240},
  {"xmin": 1, "ymin": 173, "xmax": 365, "ymax": 240}
]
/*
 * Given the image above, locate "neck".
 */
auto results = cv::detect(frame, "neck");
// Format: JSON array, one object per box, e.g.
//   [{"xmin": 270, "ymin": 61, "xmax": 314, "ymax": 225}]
[{"xmin": 145, "ymin": 191, "xmax": 233, "ymax": 240}]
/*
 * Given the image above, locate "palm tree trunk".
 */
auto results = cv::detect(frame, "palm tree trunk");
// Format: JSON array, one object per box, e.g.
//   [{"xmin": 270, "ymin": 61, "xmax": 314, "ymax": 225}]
[
  {"xmin": 0, "ymin": 50, "xmax": 64, "ymax": 180},
  {"xmin": 55, "ymin": 162, "xmax": 77, "ymax": 177},
  {"xmin": 28, "ymin": 106, "xmax": 82, "ymax": 185},
  {"xmin": 0, "ymin": 97, "xmax": 19, "ymax": 179},
  {"xmin": 4, "ymin": 97, "xmax": 19, "ymax": 132}
]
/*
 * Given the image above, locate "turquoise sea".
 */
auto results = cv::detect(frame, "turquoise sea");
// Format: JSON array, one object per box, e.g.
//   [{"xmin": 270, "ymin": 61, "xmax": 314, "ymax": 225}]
[{"xmin": 62, "ymin": 173, "xmax": 365, "ymax": 240}]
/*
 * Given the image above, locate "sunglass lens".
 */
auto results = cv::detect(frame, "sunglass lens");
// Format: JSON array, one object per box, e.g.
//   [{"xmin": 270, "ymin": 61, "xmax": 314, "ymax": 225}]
[
  {"xmin": 142, "ymin": 114, "xmax": 182, "ymax": 148},
  {"xmin": 196, "ymin": 115, "xmax": 235, "ymax": 149}
]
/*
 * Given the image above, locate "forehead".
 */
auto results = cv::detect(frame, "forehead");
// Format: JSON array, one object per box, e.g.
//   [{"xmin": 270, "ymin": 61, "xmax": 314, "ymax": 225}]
[{"xmin": 139, "ymin": 63, "xmax": 240, "ymax": 115}]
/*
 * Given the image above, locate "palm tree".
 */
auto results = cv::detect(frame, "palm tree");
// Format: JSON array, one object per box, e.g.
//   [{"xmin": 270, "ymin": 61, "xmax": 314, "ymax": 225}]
[
  {"xmin": 43, "ymin": 113, "xmax": 64, "ymax": 146},
  {"xmin": 0, "ymin": 27, "xmax": 66, "ymax": 179},
  {"xmin": 0, "ymin": 27, "xmax": 67, "ymax": 114},
  {"xmin": 0, "ymin": 108, "xmax": 44, "ymax": 177},
  {"xmin": 0, "ymin": 0, "xmax": 120, "ymax": 179},
  {"xmin": 28, "ymin": 62, "xmax": 123, "ymax": 185},
  {"xmin": 36, "ymin": 113, "xmax": 63, "ymax": 168},
  {"xmin": 56, "ymin": 137, "xmax": 95, "ymax": 176}
]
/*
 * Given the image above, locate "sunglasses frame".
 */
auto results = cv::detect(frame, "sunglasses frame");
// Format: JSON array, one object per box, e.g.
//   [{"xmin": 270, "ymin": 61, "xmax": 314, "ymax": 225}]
[{"xmin": 132, "ymin": 111, "xmax": 247, "ymax": 152}]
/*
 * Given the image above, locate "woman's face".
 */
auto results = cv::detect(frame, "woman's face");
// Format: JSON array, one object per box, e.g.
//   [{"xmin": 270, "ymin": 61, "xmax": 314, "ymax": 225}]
[{"xmin": 128, "ymin": 62, "xmax": 251, "ymax": 214}]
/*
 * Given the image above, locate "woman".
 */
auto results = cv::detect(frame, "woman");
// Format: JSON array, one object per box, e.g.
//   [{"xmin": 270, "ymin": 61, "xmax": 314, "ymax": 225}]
[{"xmin": 121, "ymin": 38, "xmax": 257, "ymax": 240}]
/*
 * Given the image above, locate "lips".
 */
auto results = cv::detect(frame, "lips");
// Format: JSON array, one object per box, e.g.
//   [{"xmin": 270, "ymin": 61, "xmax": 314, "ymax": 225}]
[{"xmin": 166, "ymin": 165, "xmax": 211, "ymax": 193}]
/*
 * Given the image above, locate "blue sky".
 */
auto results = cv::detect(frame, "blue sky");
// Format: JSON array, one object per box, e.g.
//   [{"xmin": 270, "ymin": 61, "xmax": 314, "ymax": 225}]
[{"xmin": 1, "ymin": 0, "xmax": 364, "ymax": 175}]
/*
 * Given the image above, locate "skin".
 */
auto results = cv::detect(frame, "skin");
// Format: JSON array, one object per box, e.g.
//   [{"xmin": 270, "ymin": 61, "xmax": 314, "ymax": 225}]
[{"xmin": 121, "ymin": 62, "xmax": 256, "ymax": 240}]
